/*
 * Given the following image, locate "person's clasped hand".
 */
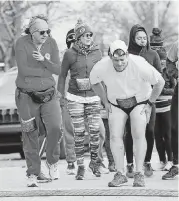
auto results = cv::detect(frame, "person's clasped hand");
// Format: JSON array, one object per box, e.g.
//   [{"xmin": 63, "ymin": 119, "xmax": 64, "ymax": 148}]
[
  {"xmin": 140, "ymin": 104, "xmax": 152, "ymax": 124},
  {"xmin": 32, "ymin": 51, "xmax": 44, "ymax": 61}
]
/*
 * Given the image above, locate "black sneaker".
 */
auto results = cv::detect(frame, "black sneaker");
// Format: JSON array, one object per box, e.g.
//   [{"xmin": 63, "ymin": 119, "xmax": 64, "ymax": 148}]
[
  {"xmin": 66, "ymin": 162, "xmax": 76, "ymax": 175},
  {"xmin": 144, "ymin": 162, "xmax": 153, "ymax": 177},
  {"xmin": 162, "ymin": 166, "xmax": 178, "ymax": 180},
  {"xmin": 108, "ymin": 162, "xmax": 116, "ymax": 172},
  {"xmin": 89, "ymin": 160, "xmax": 101, "ymax": 177},
  {"xmin": 37, "ymin": 172, "xmax": 52, "ymax": 183},
  {"xmin": 108, "ymin": 172, "xmax": 128, "ymax": 187},
  {"xmin": 126, "ymin": 164, "xmax": 134, "ymax": 178},
  {"xmin": 133, "ymin": 172, "xmax": 145, "ymax": 187},
  {"xmin": 75, "ymin": 165, "xmax": 85, "ymax": 180}
]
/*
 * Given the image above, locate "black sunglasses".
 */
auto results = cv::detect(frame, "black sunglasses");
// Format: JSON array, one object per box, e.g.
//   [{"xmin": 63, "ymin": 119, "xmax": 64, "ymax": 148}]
[
  {"xmin": 83, "ymin": 33, "xmax": 93, "ymax": 38},
  {"xmin": 39, "ymin": 29, "xmax": 51, "ymax": 35},
  {"xmin": 67, "ymin": 34, "xmax": 75, "ymax": 41}
]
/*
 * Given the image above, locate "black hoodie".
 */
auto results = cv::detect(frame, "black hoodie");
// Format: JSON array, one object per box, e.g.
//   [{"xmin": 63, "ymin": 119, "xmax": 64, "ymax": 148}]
[{"xmin": 128, "ymin": 24, "xmax": 162, "ymax": 73}]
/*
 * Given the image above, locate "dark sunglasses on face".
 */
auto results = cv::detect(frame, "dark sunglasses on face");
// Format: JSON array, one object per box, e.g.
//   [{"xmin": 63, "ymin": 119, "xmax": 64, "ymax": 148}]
[
  {"xmin": 83, "ymin": 33, "xmax": 93, "ymax": 38},
  {"xmin": 67, "ymin": 34, "xmax": 75, "ymax": 41},
  {"xmin": 39, "ymin": 29, "xmax": 51, "ymax": 35}
]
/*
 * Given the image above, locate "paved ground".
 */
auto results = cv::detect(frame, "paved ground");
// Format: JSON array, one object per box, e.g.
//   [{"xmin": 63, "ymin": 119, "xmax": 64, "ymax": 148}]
[
  {"xmin": 0, "ymin": 152, "xmax": 178, "ymax": 199},
  {"xmin": 0, "ymin": 196, "xmax": 178, "ymax": 201}
]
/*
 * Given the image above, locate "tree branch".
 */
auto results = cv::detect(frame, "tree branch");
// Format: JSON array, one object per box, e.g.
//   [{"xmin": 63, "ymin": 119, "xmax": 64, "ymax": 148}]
[
  {"xmin": 0, "ymin": 3, "xmax": 14, "ymax": 40},
  {"xmin": 160, "ymin": 1, "xmax": 171, "ymax": 27}
]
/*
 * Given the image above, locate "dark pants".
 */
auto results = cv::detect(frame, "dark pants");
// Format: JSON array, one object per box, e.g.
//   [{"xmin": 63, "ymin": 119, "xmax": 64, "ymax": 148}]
[
  {"xmin": 155, "ymin": 111, "xmax": 172, "ymax": 162},
  {"xmin": 15, "ymin": 88, "xmax": 63, "ymax": 176},
  {"xmin": 62, "ymin": 106, "xmax": 76, "ymax": 163},
  {"xmin": 125, "ymin": 105, "xmax": 156, "ymax": 164},
  {"xmin": 171, "ymin": 83, "xmax": 178, "ymax": 165},
  {"xmin": 102, "ymin": 119, "xmax": 115, "ymax": 164}
]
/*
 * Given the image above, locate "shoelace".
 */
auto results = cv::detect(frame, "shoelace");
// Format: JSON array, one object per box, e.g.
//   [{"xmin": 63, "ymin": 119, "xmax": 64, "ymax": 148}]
[
  {"xmin": 168, "ymin": 166, "xmax": 177, "ymax": 175},
  {"xmin": 94, "ymin": 163, "xmax": 101, "ymax": 172},
  {"xmin": 29, "ymin": 175, "xmax": 36, "ymax": 179},
  {"xmin": 68, "ymin": 163, "xmax": 75, "ymax": 169},
  {"xmin": 77, "ymin": 166, "xmax": 84, "ymax": 176},
  {"xmin": 114, "ymin": 172, "xmax": 122, "ymax": 180},
  {"xmin": 47, "ymin": 161, "xmax": 58, "ymax": 169},
  {"xmin": 134, "ymin": 172, "xmax": 144, "ymax": 180},
  {"xmin": 39, "ymin": 172, "xmax": 46, "ymax": 177}
]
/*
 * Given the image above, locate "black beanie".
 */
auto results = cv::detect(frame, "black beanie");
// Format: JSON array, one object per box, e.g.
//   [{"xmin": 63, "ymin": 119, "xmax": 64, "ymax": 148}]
[
  {"xmin": 150, "ymin": 28, "xmax": 164, "ymax": 47},
  {"xmin": 66, "ymin": 28, "xmax": 75, "ymax": 49}
]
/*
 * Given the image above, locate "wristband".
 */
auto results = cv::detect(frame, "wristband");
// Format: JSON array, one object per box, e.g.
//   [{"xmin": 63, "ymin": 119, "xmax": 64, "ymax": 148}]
[{"xmin": 147, "ymin": 100, "xmax": 153, "ymax": 107}]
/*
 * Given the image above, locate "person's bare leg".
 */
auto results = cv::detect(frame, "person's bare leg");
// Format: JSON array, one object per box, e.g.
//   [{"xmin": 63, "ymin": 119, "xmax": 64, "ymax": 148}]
[
  {"xmin": 130, "ymin": 104, "xmax": 147, "ymax": 173},
  {"xmin": 109, "ymin": 105, "xmax": 128, "ymax": 173}
]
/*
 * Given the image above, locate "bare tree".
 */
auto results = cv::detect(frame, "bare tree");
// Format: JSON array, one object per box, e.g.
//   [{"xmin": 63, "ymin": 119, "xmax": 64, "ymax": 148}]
[
  {"xmin": 0, "ymin": 1, "xmax": 35, "ymax": 71},
  {"xmin": 0, "ymin": 0, "xmax": 79, "ymax": 70}
]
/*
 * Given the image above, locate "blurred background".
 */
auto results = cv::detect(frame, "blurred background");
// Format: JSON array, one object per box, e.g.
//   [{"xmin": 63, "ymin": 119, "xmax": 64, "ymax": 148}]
[{"xmin": 0, "ymin": 0, "xmax": 178, "ymax": 71}]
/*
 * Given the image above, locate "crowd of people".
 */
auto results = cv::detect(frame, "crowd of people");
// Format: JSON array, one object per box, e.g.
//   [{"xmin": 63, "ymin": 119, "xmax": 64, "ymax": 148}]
[{"xmin": 14, "ymin": 14, "xmax": 178, "ymax": 188}]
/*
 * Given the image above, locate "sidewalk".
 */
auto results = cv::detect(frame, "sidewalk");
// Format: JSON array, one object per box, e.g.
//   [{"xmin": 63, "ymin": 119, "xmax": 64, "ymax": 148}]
[{"xmin": 0, "ymin": 153, "xmax": 178, "ymax": 197}]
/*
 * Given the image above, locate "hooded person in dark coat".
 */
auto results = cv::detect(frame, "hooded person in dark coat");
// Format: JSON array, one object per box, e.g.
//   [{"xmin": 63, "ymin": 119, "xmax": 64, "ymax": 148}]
[
  {"xmin": 128, "ymin": 24, "xmax": 161, "ymax": 72},
  {"xmin": 125, "ymin": 24, "xmax": 162, "ymax": 178}
]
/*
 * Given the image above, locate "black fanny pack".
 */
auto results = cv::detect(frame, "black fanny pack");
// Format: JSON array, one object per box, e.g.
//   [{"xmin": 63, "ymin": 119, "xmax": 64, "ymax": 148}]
[
  {"xmin": 116, "ymin": 96, "xmax": 137, "ymax": 108},
  {"xmin": 27, "ymin": 87, "xmax": 55, "ymax": 104}
]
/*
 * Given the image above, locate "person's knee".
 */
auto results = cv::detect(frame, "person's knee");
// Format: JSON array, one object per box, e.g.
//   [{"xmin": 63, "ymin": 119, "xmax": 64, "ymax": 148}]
[
  {"xmin": 132, "ymin": 128, "xmax": 145, "ymax": 140},
  {"xmin": 146, "ymin": 121, "xmax": 155, "ymax": 133},
  {"xmin": 146, "ymin": 126, "xmax": 154, "ymax": 140},
  {"xmin": 110, "ymin": 137, "xmax": 124, "ymax": 151},
  {"xmin": 99, "ymin": 128, "xmax": 105, "ymax": 142},
  {"xmin": 171, "ymin": 125, "xmax": 178, "ymax": 134},
  {"xmin": 49, "ymin": 122, "xmax": 63, "ymax": 138},
  {"xmin": 110, "ymin": 134, "xmax": 123, "ymax": 142}
]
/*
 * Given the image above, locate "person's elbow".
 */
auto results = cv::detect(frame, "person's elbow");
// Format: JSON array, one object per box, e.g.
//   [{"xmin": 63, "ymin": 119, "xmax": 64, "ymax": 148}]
[
  {"xmin": 57, "ymin": 75, "xmax": 65, "ymax": 92},
  {"xmin": 52, "ymin": 67, "xmax": 61, "ymax": 75},
  {"xmin": 157, "ymin": 76, "xmax": 165, "ymax": 89},
  {"xmin": 91, "ymin": 82, "xmax": 100, "ymax": 90}
]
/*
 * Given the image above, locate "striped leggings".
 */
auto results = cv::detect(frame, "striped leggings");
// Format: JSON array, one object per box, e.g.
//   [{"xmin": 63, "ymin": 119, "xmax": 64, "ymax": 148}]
[{"xmin": 67, "ymin": 100, "xmax": 101, "ymax": 166}]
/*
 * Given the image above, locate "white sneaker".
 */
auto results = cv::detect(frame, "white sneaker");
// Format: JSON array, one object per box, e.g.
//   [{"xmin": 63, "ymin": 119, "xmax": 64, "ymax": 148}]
[
  {"xmin": 163, "ymin": 161, "xmax": 173, "ymax": 171},
  {"xmin": 158, "ymin": 161, "xmax": 167, "ymax": 170},
  {"xmin": 99, "ymin": 163, "xmax": 110, "ymax": 174},
  {"xmin": 27, "ymin": 175, "xmax": 38, "ymax": 187},
  {"xmin": 46, "ymin": 161, "xmax": 59, "ymax": 180}
]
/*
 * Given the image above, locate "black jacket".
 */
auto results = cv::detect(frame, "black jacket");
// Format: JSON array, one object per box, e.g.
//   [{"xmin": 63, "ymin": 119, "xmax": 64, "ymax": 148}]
[{"xmin": 128, "ymin": 24, "xmax": 162, "ymax": 73}]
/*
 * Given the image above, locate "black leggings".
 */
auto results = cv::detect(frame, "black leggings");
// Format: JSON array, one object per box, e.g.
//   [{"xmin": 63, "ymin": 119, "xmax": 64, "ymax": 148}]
[
  {"xmin": 155, "ymin": 111, "xmax": 172, "ymax": 162},
  {"xmin": 171, "ymin": 83, "xmax": 178, "ymax": 165},
  {"xmin": 125, "ymin": 104, "xmax": 156, "ymax": 163},
  {"xmin": 102, "ymin": 119, "xmax": 114, "ymax": 164}
]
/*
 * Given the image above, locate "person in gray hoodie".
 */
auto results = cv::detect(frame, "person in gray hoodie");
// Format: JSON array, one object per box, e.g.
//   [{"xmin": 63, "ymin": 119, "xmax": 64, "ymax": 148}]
[
  {"xmin": 125, "ymin": 24, "xmax": 162, "ymax": 178},
  {"xmin": 15, "ymin": 15, "xmax": 62, "ymax": 187}
]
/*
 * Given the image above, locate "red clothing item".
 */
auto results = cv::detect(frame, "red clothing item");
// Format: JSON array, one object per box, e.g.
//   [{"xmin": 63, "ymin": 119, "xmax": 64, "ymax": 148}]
[{"xmin": 15, "ymin": 35, "xmax": 61, "ymax": 91}]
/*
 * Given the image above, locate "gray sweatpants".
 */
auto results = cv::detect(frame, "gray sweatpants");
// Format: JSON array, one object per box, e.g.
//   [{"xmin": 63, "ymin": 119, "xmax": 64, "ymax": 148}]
[{"xmin": 15, "ymin": 88, "xmax": 63, "ymax": 176}]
